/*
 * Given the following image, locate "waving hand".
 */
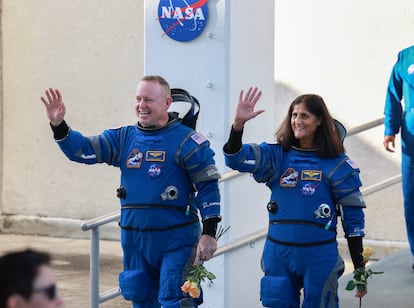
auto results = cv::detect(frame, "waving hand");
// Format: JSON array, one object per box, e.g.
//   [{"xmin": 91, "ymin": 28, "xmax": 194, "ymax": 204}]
[
  {"xmin": 233, "ymin": 86, "xmax": 264, "ymax": 131},
  {"xmin": 41, "ymin": 88, "xmax": 66, "ymax": 127}
]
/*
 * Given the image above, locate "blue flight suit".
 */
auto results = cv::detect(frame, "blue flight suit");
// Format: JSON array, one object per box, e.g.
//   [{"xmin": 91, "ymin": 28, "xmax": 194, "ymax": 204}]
[
  {"xmin": 55, "ymin": 117, "xmax": 221, "ymax": 308},
  {"xmin": 224, "ymin": 142, "xmax": 365, "ymax": 308},
  {"xmin": 384, "ymin": 45, "xmax": 414, "ymax": 258}
]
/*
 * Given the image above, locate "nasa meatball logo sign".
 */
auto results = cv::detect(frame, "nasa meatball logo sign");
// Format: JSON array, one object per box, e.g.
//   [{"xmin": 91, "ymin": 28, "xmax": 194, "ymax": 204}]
[{"xmin": 158, "ymin": 0, "xmax": 209, "ymax": 42}]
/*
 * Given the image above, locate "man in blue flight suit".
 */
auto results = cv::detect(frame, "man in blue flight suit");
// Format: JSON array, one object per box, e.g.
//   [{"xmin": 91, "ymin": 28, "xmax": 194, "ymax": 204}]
[
  {"xmin": 41, "ymin": 75, "xmax": 221, "ymax": 307},
  {"xmin": 383, "ymin": 45, "xmax": 414, "ymax": 270}
]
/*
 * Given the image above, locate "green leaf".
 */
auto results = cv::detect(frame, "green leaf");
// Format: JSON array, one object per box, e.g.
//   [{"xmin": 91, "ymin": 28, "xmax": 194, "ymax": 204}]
[
  {"xmin": 344, "ymin": 258, "xmax": 384, "ymax": 291},
  {"xmin": 345, "ymin": 280, "xmax": 355, "ymax": 291},
  {"xmin": 206, "ymin": 272, "xmax": 216, "ymax": 281}
]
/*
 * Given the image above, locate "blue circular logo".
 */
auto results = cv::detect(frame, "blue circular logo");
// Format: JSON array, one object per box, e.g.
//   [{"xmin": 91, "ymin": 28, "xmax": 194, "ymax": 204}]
[{"xmin": 158, "ymin": 0, "xmax": 209, "ymax": 42}]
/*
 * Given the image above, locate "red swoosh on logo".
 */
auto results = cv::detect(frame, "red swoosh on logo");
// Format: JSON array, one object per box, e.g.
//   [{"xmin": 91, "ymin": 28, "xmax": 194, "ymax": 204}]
[{"xmin": 159, "ymin": 0, "xmax": 209, "ymax": 38}]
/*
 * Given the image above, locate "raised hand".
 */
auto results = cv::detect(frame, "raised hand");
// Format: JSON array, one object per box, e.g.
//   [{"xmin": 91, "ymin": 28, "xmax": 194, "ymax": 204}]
[
  {"xmin": 41, "ymin": 88, "xmax": 66, "ymax": 126},
  {"xmin": 233, "ymin": 86, "xmax": 264, "ymax": 131}
]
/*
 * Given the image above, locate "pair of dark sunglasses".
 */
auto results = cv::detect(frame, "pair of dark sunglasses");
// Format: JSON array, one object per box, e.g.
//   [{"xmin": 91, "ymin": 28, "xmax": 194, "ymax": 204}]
[{"xmin": 33, "ymin": 284, "xmax": 57, "ymax": 300}]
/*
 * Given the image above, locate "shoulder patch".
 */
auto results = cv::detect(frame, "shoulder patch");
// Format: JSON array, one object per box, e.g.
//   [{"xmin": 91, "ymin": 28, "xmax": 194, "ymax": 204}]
[
  {"xmin": 346, "ymin": 159, "xmax": 359, "ymax": 169},
  {"xmin": 191, "ymin": 132, "xmax": 207, "ymax": 145}
]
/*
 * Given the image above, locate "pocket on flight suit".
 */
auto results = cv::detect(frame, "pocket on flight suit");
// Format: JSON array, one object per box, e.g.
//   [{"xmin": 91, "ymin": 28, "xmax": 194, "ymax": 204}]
[
  {"xmin": 260, "ymin": 276, "xmax": 298, "ymax": 308},
  {"xmin": 119, "ymin": 270, "xmax": 154, "ymax": 301}
]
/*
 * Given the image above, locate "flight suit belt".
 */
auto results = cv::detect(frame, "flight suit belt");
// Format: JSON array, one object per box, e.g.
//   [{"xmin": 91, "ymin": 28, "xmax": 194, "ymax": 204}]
[
  {"xmin": 269, "ymin": 219, "xmax": 336, "ymax": 233},
  {"xmin": 120, "ymin": 203, "xmax": 199, "ymax": 231},
  {"xmin": 267, "ymin": 235, "xmax": 336, "ymax": 247},
  {"xmin": 119, "ymin": 218, "xmax": 198, "ymax": 232},
  {"xmin": 121, "ymin": 203, "xmax": 198, "ymax": 216},
  {"xmin": 268, "ymin": 219, "xmax": 336, "ymax": 247}
]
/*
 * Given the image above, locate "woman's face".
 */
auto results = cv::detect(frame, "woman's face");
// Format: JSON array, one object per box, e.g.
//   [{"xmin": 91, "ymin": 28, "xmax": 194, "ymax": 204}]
[{"xmin": 290, "ymin": 102, "xmax": 321, "ymax": 149}]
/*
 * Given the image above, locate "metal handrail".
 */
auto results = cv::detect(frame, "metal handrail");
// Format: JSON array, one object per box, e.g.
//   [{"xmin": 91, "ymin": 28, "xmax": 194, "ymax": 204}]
[
  {"xmin": 346, "ymin": 117, "xmax": 384, "ymax": 136},
  {"xmin": 81, "ymin": 116, "xmax": 397, "ymax": 307},
  {"xmin": 81, "ymin": 211, "xmax": 120, "ymax": 231},
  {"xmin": 361, "ymin": 174, "xmax": 401, "ymax": 196}
]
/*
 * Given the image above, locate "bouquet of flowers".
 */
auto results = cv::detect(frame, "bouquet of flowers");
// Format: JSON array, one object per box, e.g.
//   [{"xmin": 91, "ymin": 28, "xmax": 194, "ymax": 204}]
[{"xmin": 181, "ymin": 225, "xmax": 230, "ymax": 298}]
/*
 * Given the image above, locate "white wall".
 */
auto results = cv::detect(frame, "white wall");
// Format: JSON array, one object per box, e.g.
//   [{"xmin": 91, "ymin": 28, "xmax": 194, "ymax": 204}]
[{"xmin": 275, "ymin": 0, "xmax": 414, "ymax": 127}]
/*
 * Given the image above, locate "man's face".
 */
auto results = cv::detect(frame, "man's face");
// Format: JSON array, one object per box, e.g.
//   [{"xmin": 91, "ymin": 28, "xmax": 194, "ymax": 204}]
[{"xmin": 135, "ymin": 80, "xmax": 172, "ymax": 128}]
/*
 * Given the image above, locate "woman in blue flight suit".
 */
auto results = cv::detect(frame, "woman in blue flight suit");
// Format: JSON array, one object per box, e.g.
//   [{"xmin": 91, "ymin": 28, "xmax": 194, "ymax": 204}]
[{"xmin": 223, "ymin": 87, "xmax": 367, "ymax": 307}]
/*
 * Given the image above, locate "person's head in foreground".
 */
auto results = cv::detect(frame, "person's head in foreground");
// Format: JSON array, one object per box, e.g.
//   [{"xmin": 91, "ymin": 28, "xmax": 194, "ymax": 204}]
[{"xmin": 0, "ymin": 249, "xmax": 63, "ymax": 308}]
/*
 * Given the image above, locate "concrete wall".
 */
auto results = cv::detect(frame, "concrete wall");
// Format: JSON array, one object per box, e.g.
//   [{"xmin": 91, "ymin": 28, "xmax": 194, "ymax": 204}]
[
  {"xmin": 1, "ymin": 0, "xmax": 144, "ymax": 237},
  {"xmin": 0, "ymin": 0, "xmax": 413, "ymax": 248}
]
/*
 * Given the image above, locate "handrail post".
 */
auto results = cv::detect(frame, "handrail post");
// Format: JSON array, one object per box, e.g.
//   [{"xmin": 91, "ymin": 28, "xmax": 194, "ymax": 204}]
[{"xmin": 90, "ymin": 227, "xmax": 100, "ymax": 308}]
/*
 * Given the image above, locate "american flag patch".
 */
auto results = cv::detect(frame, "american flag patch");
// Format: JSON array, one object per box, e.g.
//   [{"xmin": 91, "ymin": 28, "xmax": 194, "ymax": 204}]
[
  {"xmin": 191, "ymin": 132, "xmax": 207, "ymax": 145},
  {"xmin": 346, "ymin": 159, "xmax": 359, "ymax": 169}
]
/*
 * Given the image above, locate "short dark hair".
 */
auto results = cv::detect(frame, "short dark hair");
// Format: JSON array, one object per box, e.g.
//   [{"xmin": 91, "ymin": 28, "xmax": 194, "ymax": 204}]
[
  {"xmin": 140, "ymin": 75, "xmax": 171, "ymax": 96},
  {"xmin": 0, "ymin": 249, "xmax": 51, "ymax": 307},
  {"xmin": 275, "ymin": 94, "xmax": 345, "ymax": 157}
]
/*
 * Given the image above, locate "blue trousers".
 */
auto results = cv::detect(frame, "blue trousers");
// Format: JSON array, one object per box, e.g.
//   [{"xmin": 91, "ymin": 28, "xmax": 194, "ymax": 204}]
[
  {"xmin": 401, "ymin": 126, "xmax": 414, "ymax": 257},
  {"xmin": 260, "ymin": 241, "xmax": 344, "ymax": 308},
  {"xmin": 119, "ymin": 223, "xmax": 200, "ymax": 308},
  {"xmin": 401, "ymin": 163, "xmax": 414, "ymax": 257}
]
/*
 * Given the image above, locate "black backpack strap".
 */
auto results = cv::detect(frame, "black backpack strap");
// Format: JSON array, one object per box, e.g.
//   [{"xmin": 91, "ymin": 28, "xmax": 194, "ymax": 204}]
[
  {"xmin": 169, "ymin": 88, "xmax": 200, "ymax": 129},
  {"xmin": 334, "ymin": 119, "xmax": 347, "ymax": 142}
]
